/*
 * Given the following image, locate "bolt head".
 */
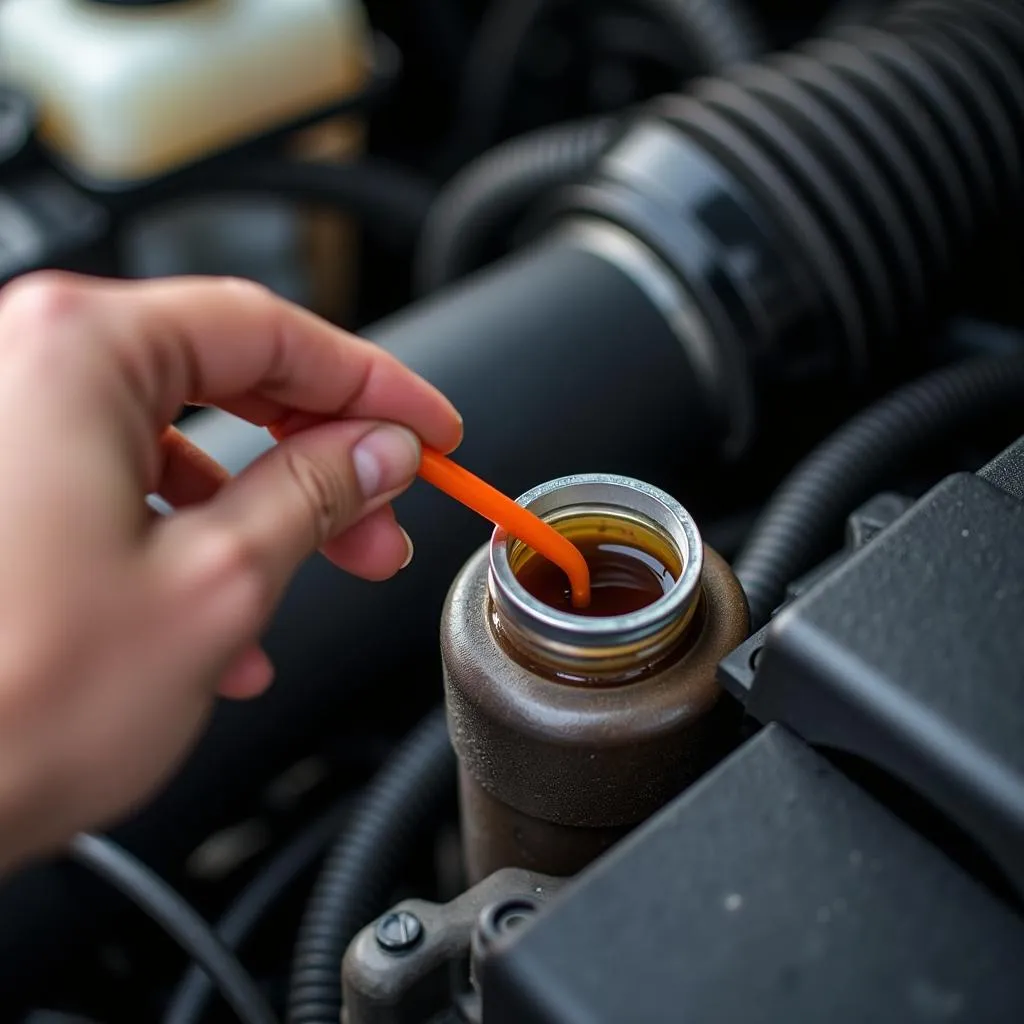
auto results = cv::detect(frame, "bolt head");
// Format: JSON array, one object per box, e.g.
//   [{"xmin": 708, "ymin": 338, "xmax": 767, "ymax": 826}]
[{"xmin": 375, "ymin": 910, "xmax": 423, "ymax": 952}]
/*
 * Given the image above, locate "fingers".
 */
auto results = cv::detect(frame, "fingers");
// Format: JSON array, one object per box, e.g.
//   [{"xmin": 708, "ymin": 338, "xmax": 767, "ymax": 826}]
[
  {"xmin": 68, "ymin": 273, "xmax": 461, "ymax": 451},
  {"xmin": 157, "ymin": 427, "xmax": 231, "ymax": 507},
  {"xmin": 158, "ymin": 426, "xmax": 413, "ymax": 579},
  {"xmin": 320, "ymin": 503, "xmax": 414, "ymax": 580},
  {"xmin": 217, "ymin": 645, "xmax": 275, "ymax": 700},
  {"xmin": 156, "ymin": 419, "xmax": 422, "ymax": 623}
]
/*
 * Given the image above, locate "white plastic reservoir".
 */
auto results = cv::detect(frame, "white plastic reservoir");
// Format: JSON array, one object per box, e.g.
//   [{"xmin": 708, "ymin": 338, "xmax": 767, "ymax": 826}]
[{"xmin": 0, "ymin": 0, "xmax": 372, "ymax": 185}]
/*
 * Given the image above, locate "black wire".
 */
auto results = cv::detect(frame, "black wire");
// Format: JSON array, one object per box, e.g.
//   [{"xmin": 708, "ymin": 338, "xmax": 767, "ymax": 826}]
[
  {"xmin": 163, "ymin": 797, "xmax": 354, "ymax": 1024},
  {"xmin": 69, "ymin": 833, "xmax": 277, "ymax": 1024}
]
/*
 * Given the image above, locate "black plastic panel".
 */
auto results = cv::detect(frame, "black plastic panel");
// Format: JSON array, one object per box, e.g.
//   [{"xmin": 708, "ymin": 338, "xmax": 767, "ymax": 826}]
[
  {"xmin": 483, "ymin": 725, "xmax": 1024, "ymax": 1024},
  {"xmin": 742, "ymin": 472, "xmax": 1024, "ymax": 897},
  {"xmin": 979, "ymin": 435, "xmax": 1024, "ymax": 502}
]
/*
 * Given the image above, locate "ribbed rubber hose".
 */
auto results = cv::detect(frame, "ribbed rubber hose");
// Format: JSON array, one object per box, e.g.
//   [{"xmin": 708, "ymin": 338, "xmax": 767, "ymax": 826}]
[
  {"xmin": 653, "ymin": 0, "xmax": 1024, "ymax": 357},
  {"xmin": 286, "ymin": 709, "xmax": 456, "ymax": 1024},
  {"xmin": 734, "ymin": 354, "xmax": 1024, "ymax": 630},
  {"xmin": 415, "ymin": 117, "xmax": 618, "ymax": 293}
]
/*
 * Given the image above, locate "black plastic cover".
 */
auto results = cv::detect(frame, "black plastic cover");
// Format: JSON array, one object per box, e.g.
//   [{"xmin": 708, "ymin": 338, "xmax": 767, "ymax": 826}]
[
  {"xmin": 739, "ymin": 471, "xmax": 1024, "ymax": 899},
  {"xmin": 979, "ymin": 435, "xmax": 1024, "ymax": 503},
  {"xmin": 483, "ymin": 725, "xmax": 1024, "ymax": 1024}
]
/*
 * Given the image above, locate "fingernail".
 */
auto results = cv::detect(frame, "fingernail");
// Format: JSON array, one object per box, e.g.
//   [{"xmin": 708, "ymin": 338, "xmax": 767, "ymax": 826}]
[
  {"xmin": 353, "ymin": 424, "xmax": 421, "ymax": 499},
  {"xmin": 399, "ymin": 527, "xmax": 414, "ymax": 569},
  {"xmin": 440, "ymin": 410, "xmax": 464, "ymax": 455}
]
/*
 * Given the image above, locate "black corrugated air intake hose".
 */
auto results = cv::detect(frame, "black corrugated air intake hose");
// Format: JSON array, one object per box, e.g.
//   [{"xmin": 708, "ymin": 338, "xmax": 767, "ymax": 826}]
[
  {"xmin": 286, "ymin": 708, "xmax": 455, "ymax": 1024},
  {"xmin": 418, "ymin": 0, "xmax": 767, "ymax": 293},
  {"xmin": 548, "ymin": 0, "xmax": 1024, "ymax": 455}
]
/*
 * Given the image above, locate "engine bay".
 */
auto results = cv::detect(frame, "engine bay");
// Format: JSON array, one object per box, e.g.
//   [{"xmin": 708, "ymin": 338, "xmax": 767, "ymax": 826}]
[{"xmin": 0, "ymin": 1, "xmax": 1022, "ymax": 1021}]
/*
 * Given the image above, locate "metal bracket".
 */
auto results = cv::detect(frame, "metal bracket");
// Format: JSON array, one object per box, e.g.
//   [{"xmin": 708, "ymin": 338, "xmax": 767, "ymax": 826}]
[{"xmin": 342, "ymin": 867, "xmax": 566, "ymax": 1024}]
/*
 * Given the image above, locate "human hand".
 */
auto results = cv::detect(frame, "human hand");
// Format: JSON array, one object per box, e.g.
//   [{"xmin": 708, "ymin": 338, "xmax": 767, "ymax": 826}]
[{"xmin": 0, "ymin": 272, "xmax": 461, "ymax": 872}]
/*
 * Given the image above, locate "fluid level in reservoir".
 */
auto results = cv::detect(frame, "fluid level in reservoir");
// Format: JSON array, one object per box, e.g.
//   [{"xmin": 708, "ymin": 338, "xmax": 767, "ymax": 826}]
[{"xmin": 513, "ymin": 514, "xmax": 681, "ymax": 617}]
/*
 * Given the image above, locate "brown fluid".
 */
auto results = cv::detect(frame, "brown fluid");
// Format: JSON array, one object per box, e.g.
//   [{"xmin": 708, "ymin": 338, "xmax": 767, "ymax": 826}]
[{"xmin": 515, "ymin": 534, "xmax": 678, "ymax": 617}]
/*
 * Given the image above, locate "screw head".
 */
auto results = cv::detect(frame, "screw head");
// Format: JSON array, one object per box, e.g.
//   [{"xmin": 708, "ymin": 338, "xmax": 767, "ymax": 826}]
[{"xmin": 375, "ymin": 910, "xmax": 423, "ymax": 953}]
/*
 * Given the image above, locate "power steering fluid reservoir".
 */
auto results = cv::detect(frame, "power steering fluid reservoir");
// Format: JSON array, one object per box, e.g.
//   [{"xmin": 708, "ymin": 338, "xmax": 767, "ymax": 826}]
[{"xmin": 441, "ymin": 475, "xmax": 749, "ymax": 882}]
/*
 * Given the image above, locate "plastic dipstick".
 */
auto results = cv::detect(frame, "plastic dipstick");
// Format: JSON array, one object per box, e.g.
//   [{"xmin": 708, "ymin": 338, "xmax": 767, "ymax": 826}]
[
  {"xmin": 266, "ymin": 421, "xmax": 591, "ymax": 608},
  {"xmin": 418, "ymin": 448, "xmax": 591, "ymax": 608}
]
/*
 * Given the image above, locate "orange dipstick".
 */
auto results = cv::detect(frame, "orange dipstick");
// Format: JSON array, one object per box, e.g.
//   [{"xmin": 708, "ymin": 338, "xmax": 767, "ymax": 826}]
[
  {"xmin": 267, "ymin": 419, "xmax": 590, "ymax": 607},
  {"xmin": 417, "ymin": 448, "xmax": 591, "ymax": 608}
]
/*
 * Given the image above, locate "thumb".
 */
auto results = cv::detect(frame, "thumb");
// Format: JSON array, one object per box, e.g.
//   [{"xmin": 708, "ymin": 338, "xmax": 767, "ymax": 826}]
[{"xmin": 156, "ymin": 419, "xmax": 421, "ymax": 627}]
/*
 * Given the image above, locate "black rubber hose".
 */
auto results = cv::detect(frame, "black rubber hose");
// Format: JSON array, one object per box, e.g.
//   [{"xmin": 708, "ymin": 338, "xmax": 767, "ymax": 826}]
[
  {"xmin": 617, "ymin": 0, "xmax": 1023, "ymax": 373},
  {"xmin": 163, "ymin": 796, "xmax": 355, "ymax": 1024},
  {"xmin": 415, "ymin": 116, "xmax": 618, "ymax": 293},
  {"xmin": 734, "ymin": 354, "xmax": 1024, "ymax": 630},
  {"xmin": 287, "ymin": 708, "xmax": 456, "ymax": 1024},
  {"xmin": 446, "ymin": 0, "xmax": 765, "ymax": 166}
]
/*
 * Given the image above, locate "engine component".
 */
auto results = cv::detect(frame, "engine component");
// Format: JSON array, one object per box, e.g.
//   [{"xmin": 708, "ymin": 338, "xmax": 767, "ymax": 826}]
[
  {"xmin": 550, "ymin": 0, "xmax": 1024, "ymax": 450},
  {"xmin": 719, "ymin": 433, "xmax": 1024, "ymax": 901},
  {"xmin": 3, "ymin": 0, "xmax": 1024, "ymax": 1006},
  {"xmin": 0, "ymin": 0, "xmax": 373, "ymax": 186},
  {"xmin": 341, "ymin": 867, "xmax": 564, "ymax": 1024},
  {"xmin": 479, "ymin": 724, "xmax": 1024, "ymax": 1024},
  {"xmin": 441, "ymin": 474, "xmax": 748, "ymax": 881}
]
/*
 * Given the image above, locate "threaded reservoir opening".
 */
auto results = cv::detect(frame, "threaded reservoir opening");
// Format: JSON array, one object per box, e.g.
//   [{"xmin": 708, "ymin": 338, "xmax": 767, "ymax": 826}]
[{"xmin": 488, "ymin": 475, "xmax": 704, "ymax": 683}]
